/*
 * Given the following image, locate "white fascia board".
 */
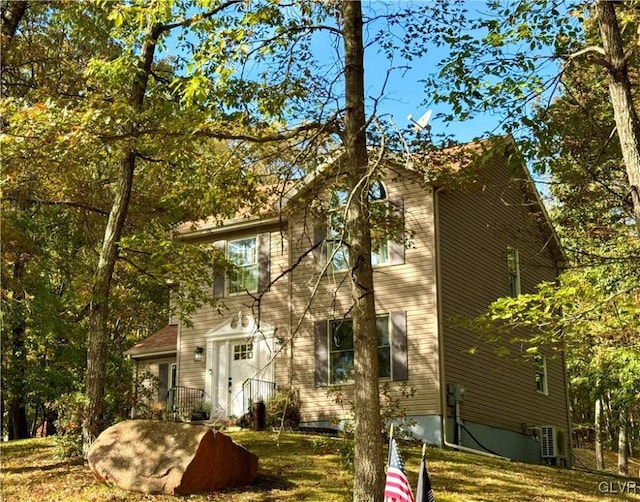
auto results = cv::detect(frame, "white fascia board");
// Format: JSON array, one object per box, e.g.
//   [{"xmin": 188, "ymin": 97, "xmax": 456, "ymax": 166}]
[
  {"xmin": 177, "ymin": 216, "xmax": 285, "ymax": 240},
  {"xmin": 127, "ymin": 349, "xmax": 177, "ymax": 359}
]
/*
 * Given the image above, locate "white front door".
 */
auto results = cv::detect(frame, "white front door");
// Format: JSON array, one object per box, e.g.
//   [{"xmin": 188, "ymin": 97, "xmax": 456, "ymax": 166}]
[
  {"xmin": 228, "ymin": 340, "xmax": 258, "ymax": 417},
  {"xmin": 205, "ymin": 315, "xmax": 275, "ymax": 418}
]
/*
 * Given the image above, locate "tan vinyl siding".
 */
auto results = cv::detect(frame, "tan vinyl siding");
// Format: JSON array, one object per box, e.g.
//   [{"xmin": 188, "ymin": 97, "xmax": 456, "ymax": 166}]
[
  {"xmin": 177, "ymin": 223, "xmax": 291, "ymax": 392},
  {"xmin": 174, "ymin": 151, "xmax": 567, "ymax": 439},
  {"xmin": 168, "ymin": 290, "xmax": 179, "ymax": 326},
  {"xmin": 131, "ymin": 357, "xmax": 176, "ymax": 413},
  {"xmin": 133, "ymin": 358, "xmax": 175, "ymax": 380},
  {"xmin": 438, "ymin": 154, "xmax": 569, "ymax": 433},
  {"xmin": 287, "ymin": 174, "xmax": 440, "ymax": 424}
]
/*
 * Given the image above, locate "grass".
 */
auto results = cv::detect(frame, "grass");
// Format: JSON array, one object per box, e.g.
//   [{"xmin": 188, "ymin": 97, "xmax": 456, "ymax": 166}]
[
  {"xmin": 1, "ymin": 431, "xmax": 639, "ymax": 501},
  {"xmin": 573, "ymin": 447, "xmax": 640, "ymax": 477}
]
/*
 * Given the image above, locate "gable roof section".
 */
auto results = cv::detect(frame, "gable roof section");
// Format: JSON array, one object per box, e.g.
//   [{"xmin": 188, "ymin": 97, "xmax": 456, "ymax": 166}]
[
  {"xmin": 172, "ymin": 198, "xmax": 284, "ymax": 241},
  {"xmin": 409, "ymin": 135, "xmax": 566, "ymax": 267},
  {"xmin": 499, "ymin": 136, "xmax": 567, "ymax": 268},
  {"xmin": 172, "ymin": 136, "xmax": 565, "ymax": 267},
  {"xmin": 172, "ymin": 150, "xmax": 344, "ymax": 241},
  {"xmin": 124, "ymin": 324, "xmax": 177, "ymax": 359},
  {"xmin": 482, "ymin": 134, "xmax": 568, "ymax": 269}
]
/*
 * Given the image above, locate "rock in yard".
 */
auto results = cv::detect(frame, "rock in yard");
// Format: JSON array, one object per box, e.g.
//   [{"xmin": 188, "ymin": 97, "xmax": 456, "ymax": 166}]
[{"xmin": 87, "ymin": 420, "xmax": 258, "ymax": 495}]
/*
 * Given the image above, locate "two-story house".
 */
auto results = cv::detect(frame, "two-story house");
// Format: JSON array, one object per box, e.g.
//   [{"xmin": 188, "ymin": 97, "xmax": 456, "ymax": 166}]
[{"xmin": 125, "ymin": 136, "xmax": 571, "ymax": 465}]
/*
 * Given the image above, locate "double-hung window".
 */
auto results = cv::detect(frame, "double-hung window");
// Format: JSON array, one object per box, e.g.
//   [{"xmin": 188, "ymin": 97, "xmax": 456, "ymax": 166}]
[
  {"xmin": 213, "ymin": 233, "xmax": 270, "ymax": 298},
  {"xmin": 369, "ymin": 182, "xmax": 390, "ymax": 265},
  {"xmin": 327, "ymin": 189, "xmax": 350, "ymax": 271},
  {"xmin": 534, "ymin": 354, "xmax": 548, "ymax": 395},
  {"xmin": 329, "ymin": 315, "xmax": 391, "ymax": 384},
  {"xmin": 507, "ymin": 246, "xmax": 521, "ymax": 298},
  {"xmin": 228, "ymin": 237, "xmax": 258, "ymax": 295},
  {"xmin": 327, "ymin": 181, "xmax": 391, "ymax": 271},
  {"xmin": 315, "ymin": 311, "xmax": 407, "ymax": 386}
]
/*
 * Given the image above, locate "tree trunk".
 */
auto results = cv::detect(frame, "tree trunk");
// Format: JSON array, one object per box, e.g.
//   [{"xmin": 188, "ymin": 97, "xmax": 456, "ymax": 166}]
[
  {"xmin": 595, "ymin": 398, "xmax": 604, "ymax": 470},
  {"xmin": 8, "ymin": 396, "xmax": 28, "ymax": 439},
  {"xmin": 81, "ymin": 26, "xmax": 161, "ymax": 452},
  {"xmin": 30, "ymin": 401, "xmax": 40, "ymax": 437},
  {"xmin": 617, "ymin": 409, "xmax": 629, "ymax": 476},
  {"xmin": 6, "ymin": 259, "xmax": 30, "ymax": 440},
  {"xmin": 604, "ymin": 392, "xmax": 617, "ymax": 450},
  {"xmin": 0, "ymin": 0, "xmax": 28, "ymax": 59},
  {"xmin": 342, "ymin": 2, "xmax": 385, "ymax": 501},
  {"xmin": 595, "ymin": 0, "xmax": 640, "ymax": 235},
  {"xmin": 629, "ymin": 413, "xmax": 635, "ymax": 459},
  {"xmin": 82, "ymin": 152, "xmax": 136, "ymax": 448}
]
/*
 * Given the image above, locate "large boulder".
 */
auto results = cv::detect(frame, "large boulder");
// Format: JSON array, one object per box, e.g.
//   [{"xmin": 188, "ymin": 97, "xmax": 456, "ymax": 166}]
[{"xmin": 87, "ymin": 420, "xmax": 258, "ymax": 495}]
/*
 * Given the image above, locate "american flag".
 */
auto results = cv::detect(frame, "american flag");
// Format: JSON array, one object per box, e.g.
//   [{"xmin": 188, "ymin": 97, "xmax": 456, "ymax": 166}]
[{"xmin": 384, "ymin": 438, "xmax": 415, "ymax": 502}]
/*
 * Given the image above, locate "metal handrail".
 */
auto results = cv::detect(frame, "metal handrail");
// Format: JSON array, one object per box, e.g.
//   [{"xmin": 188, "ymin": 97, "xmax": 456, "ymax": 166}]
[
  {"xmin": 168, "ymin": 386, "xmax": 205, "ymax": 420},
  {"xmin": 242, "ymin": 378, "xmax": 276, "ymax": 414}
]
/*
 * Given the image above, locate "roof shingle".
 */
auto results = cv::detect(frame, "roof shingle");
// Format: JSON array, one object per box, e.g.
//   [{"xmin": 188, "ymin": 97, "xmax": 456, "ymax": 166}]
[{"xmin": 124, "ymin": 324, "xmax": 177, "ymax": 358}]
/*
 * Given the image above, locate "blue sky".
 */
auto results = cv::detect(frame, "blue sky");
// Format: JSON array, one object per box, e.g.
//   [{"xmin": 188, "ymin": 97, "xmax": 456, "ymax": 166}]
[
  {"xmin": 304, "ymin": 0, "xmax": 507, "ymax": 144},
  {"xmin": 360, "ymin": 47, "xmax": 501, "ymax": 144},
  {"xmin": 158, "ymin": 1, "xmax": 512, "ymax": 143},
  {"xmin": 161, "ymin": 1, "xmax": 546, "ymax": 145},
  {"xmin": 157, "ymin": 0, "xmax": 562, "ymax": 199}
]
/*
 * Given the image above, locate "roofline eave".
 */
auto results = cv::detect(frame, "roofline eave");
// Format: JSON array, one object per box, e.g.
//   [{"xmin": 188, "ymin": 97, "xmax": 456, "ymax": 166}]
[
  {"xmin": 175, "ymin": 215, "xmax": 286, "ymax": 241},
  {"xmin": 124, "ymin": 349, "xmax": 177, "ymax": 359}
]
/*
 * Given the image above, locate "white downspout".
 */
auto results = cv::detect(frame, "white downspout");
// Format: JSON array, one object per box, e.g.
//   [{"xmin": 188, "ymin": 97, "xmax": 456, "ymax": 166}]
[
  {"xmin": 455, "ymin": 400, "xmax": 463, "ymax": 447},
  {"xmin": 432, "ymin": 186, "xmax": 510, "ymax": 461},
  {"xmin": 288, "ymin": 218, "xmax": 294, "ymax": 388},
  {"xmin": 130, "ymin": 358, "xmax": 138, "ymax": 419}
]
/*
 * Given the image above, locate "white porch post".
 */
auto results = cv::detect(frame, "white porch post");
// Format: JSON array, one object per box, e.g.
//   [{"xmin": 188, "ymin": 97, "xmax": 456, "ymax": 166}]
[
  {"xmin": 205, "ymin": 341, "xmax": 215, "ymax": 405},
  {"xmin": 220, "ymin": 340, "xmax": 230, "ymax": 413}
]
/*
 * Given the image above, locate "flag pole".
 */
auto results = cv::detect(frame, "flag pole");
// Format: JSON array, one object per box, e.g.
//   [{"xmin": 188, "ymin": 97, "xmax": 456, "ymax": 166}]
[
  {"xmin": 416, "ymin": 440, "xmax": 435, "ymax": 502},
  {"xmin": 387, "ymin": 423, "xmax": 394, "ymax": 469},
  {"xmin": 385, "ymin": 424, "xmax": 394, "ymax": 502}
]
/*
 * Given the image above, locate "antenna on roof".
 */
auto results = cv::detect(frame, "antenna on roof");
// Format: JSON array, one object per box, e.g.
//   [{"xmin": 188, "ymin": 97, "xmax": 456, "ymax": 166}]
[{"xmin": 407, "ymin": 109, "xmax": 432, "ymax": 132}]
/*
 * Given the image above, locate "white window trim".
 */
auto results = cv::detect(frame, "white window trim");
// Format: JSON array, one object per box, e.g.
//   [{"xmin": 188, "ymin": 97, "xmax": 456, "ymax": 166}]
[
  {"xmin": 534, "ymin": 355, "xmax": 548, "ymax": 396},
  {"xmin": 227, "ymin": 236, "xmax": 259, "ymax": 296},
  {"xmin": 328, "ymin": 314, "xmax": 392, "ymax": 385},
  {"xmin": 507, "ymin": 246, "xmax": 521, "ymax": 297},
  {"xmin": 328, "ymin": 181, "xmax": 391, "ymax": 272}
]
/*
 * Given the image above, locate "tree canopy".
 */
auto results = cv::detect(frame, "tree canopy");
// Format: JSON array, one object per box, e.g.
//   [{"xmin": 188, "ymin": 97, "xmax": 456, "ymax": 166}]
[{"xmin": 2, "ymin": 0, "xmax": 639, "ymax": 489}]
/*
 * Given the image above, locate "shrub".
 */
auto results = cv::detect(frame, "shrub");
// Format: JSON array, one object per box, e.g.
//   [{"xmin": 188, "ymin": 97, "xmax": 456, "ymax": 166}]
[
  {"xmin": 326, "ymin": 381, "xmax": 417, "ymax": 439},
  {"xmin": 189, "ymin": 400, "xmax": 211, "ymax": 421},
  {"xmin": 265, "ymin": 388, "xmax": 301, "ymax": 429},
  {"xmin": 379, "ymin": 382, "xmax": 417, "ymax": 439},
  {"xmin": 51, "ymin": 392, "xmax": 86, "ymax": 461},
  {"xmin": 131, "ymin": 370, "xmax": 162, "ymax": 419}
]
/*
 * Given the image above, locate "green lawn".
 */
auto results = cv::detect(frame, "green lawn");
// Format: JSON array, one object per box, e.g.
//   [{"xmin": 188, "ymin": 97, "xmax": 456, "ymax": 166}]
[{"xmin": 1, "ymin": 431, "xmax": 639, "ymax": 501}]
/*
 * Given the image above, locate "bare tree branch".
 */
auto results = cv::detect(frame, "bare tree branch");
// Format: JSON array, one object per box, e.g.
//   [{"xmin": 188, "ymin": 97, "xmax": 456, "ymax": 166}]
[
  {"xmin": 99, "ymin": 118, "xmax": 338, "ymax": 143},
  {"xmin": 3, "ymin": 195, "xmax": 110, "ymax": 216},
  {"xmin": 157, "ymin": 0, "xmax": 243, "ymax": 34}
]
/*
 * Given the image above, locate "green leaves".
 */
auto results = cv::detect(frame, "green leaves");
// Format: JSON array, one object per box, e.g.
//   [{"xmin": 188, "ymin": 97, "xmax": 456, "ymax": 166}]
[
  {"xmin": 473, "ymin": 268, "xmax": 640, "ymax": 419},
  {"xmin": 106, "ymin": 5, "xmax": 126, "ymax": 28},
  {"xmin": 412, "ymin": 1, "xmax": 586, "ymax": 140},
  {"xmin": 419, "ymin": 1, "xmax": 639, "ymax": 429},
  {"xmin": 2, "ymin": 0, "xmax": 322, "ymax": 436},
  {"xmin": 180, "ymin": 73, "xmax": 210, "ymax": 105}
]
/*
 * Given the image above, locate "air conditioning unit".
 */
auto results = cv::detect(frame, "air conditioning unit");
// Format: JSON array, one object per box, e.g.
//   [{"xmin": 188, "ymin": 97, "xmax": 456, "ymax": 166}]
[{"xmin": 540, "ymin": 425, "xmax": 567, "ymax": 461}]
